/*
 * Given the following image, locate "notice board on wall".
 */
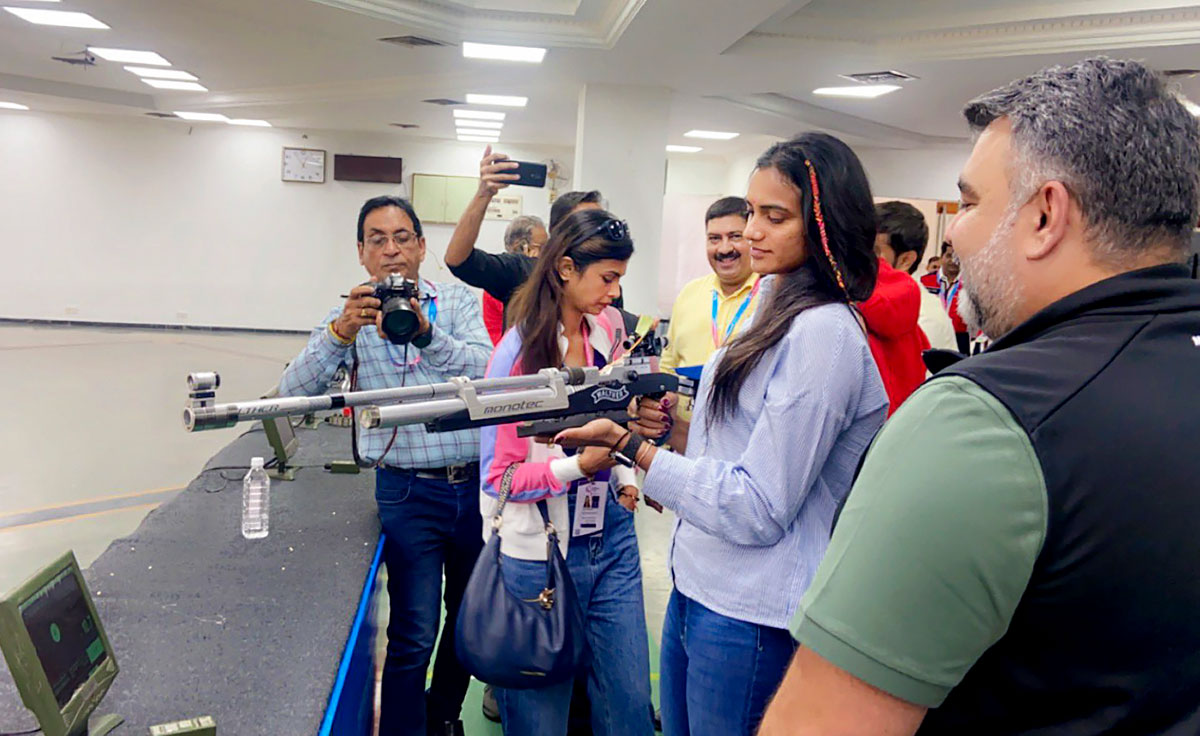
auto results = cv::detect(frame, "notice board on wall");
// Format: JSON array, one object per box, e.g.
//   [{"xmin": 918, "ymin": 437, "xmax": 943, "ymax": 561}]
[{"xmin": 412, "ymin": 174, "xmax": 478, "ymax": 224}]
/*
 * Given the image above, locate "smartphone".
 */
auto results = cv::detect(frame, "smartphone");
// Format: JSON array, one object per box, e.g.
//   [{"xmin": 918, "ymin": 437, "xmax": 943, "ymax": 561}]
[{"xmin": 511, "ymin": 160, "xmax": 548, "ymax": 188}]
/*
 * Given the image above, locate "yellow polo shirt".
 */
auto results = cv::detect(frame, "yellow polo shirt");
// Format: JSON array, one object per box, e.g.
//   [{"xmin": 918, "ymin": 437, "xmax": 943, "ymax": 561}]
[{"xmin": 661, "ymin": 272, "xmax": 762, "ymax": 421}]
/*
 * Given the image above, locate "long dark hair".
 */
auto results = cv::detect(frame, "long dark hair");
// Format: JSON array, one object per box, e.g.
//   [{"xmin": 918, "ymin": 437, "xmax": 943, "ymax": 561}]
[
  {"xmin": 707, "ymin": 132, "xmax": 878, "ymax": 422},
  {"xmin": 507, "ymin": 208, "xmax": 634, "ymax": 373}
]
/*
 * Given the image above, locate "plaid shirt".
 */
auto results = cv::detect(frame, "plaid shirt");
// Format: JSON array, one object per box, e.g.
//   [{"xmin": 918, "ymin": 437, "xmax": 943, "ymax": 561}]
[{"xmin": 278, "ymin": 278, "xmax": 491, "ymax": 468}]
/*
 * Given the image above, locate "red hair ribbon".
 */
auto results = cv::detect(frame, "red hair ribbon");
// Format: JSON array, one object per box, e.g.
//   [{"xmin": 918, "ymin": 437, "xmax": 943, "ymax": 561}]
[{"xmin": 802, "ymin": 159, "xmax": 848, "ymax": 296}]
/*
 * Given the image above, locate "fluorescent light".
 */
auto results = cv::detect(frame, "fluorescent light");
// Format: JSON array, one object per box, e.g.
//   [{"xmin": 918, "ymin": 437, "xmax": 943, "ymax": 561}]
[
  {"xmin": 813, "ymin": 84, "xmax": 900, "ymax": 99},
  {"xmin": 666, "ymin": 145, "xmax": 703, "ymax": 153},
  {"xmin": 465, "ymin": 93, "xmax": 527, "ymax": 107},
  {"xmin": 173, "ymin": 111, "xmax": 228, "ymax": 122},
  {"xmin": 0, "ymin": 101, "xmax": 30, "ymax": 110},
  {"xmin": 457, "ymin": 127, "xmax": 501, "ymax": 137},
  {"xmin": 3, "ymin": 7, "xmax": 108, "ymax": 28},
  {"xmin": 684, "ymin": 130, "xmax": 739, "ymax": 140},
  {"xmin": 462, "ymin": 42, "xmax": 545, "ymax": 64},
  {"xmin": 88, "ymin": 47, "xmax": 171, "ymax": 66},
  {"xmin": 228, "ymin": 119, "xmax": 271, "ymax": 127},
  {"xmin": 124, "ymin": 66, "xmax": 197, "ymax": 81},
  {"xmin": 142, "ymin": 79, "xmax": 207, "ymax": 91},
  {"xmin": 455, "ymin": 119, "xmax": 501, "ymax": 129},
  {"xmin": 459, "ymin": 135, "xmax": 501, "ymax": 143},
  {"xmin": 454, "ymin": 109, "xmax": 506, "ymax": 121}
]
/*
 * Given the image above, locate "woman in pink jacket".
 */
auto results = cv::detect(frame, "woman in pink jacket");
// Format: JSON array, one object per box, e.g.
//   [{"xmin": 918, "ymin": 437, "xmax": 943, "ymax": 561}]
[{"xmin": 478, "ymin": 207, "xmax": 653, "ymax": 736}]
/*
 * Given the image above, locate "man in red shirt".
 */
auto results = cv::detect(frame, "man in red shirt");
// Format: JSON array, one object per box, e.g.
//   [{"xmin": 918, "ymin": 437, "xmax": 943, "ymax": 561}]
[
  {"xmin": 937, "ymin": 243, "xmax": 971, "ymax": 353},
  {"xmin": 919, "ymin": 255, "xmax": 941, "ymax": 293},
  {"xmin": 859, "ymin": 207, "xmax": 932, "ymax": 415}
]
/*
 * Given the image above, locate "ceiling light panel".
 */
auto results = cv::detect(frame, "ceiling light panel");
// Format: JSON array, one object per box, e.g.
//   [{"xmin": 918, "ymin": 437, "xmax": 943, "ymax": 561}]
[
  {"xmin": 88, "ymin": 47, "xmax": 171, "ymax": 65},
  {"xmin": 666, "ymin": 145, "xmax": 702, "ymax": 153},
  {"xmin": 812, "ymin": 85, "xmax": 900, "ymax": 99},
  {"xmin": 173, "ymin": 111, "xmax": 228, "ymax": 122},
  {"xmin": 124, "ymin": 66, "xmax": 198, "ymax": 81},
  {"xmin": 457, "ymin": 127, "xmax": 501, "ymax": 137},
  {"xmin": 684, "ymin": 130, "xmax": 739, "ymax": 140},
  {"xmin": 465, "ymin": 94, "xmax": 527, "ymax": 107},
  {"xmin": 462, "ymin": 42, "xmax": 545, "ymax": 63},
  {"xmin": 455, "ymin": 120, "xmax": 502, "ymax": 129},
  {"xmin": 453, "ymin": 109, "xmax": 506, "ymax": 121},
  {"xmin": 459, "ymin": 135, "xmax": 501, "ymax": 143},
  {"xmin": 0, "ymin": 101, "xmax": 30, "ymax": 110},
  {"xmin": 3, "ymin": 7, "xmax": 108, "ymax": 28},
  {"xmin": 142, "ymin": 79, "xmax": 207, "ymax": 91}
]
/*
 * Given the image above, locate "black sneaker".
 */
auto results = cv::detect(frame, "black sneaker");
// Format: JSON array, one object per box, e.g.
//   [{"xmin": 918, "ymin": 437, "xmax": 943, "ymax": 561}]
[{"xmin": 426, "ymin": 720, "xmax": 464, "ymax": 736}]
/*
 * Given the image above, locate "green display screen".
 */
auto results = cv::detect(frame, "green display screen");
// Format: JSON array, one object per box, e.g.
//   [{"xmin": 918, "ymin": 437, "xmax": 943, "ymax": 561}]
[{"xmin": 18, "ymin": 567, "xmax": 107, "ymax": 708}]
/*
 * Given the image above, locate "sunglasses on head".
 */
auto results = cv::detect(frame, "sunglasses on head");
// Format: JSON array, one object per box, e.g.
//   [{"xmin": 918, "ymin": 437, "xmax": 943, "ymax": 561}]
[{"xmin": 586, "ymin": 218, "xmax": 629, "ymax": 242}]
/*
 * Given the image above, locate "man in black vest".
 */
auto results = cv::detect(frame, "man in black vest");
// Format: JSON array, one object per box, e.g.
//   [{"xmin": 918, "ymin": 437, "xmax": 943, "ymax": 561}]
[{"xmin": 761, "ymin": 57, "xmax": 1200, "ymax": 735}]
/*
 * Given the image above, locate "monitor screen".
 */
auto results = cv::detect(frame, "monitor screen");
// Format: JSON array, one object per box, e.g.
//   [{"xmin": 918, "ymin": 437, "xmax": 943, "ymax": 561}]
[{"xmin": 18, "ymin": 567, "xmax": 108, "ymax": 709}]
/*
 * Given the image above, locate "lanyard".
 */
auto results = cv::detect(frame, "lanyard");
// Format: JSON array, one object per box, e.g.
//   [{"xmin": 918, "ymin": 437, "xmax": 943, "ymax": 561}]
[
  {"xmin": 711, "ymin": 279, "xmax": 760, "ymax": 348},
  {"xmin": 940, "ymin": 279, "xmax": 961, "ymax": 311}
]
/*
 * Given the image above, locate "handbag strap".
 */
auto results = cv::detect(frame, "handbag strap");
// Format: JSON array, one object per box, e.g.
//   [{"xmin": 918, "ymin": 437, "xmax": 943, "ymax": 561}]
[
  {"xmin": 536, "ymin": 499, "xmax": 558, "ymax": 608},
  {"xmin": 491, "ymin": 463, "xmax": 520, "ymax": 528}
]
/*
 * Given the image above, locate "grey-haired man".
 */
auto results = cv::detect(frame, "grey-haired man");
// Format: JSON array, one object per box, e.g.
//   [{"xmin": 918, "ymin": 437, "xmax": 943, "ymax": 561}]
[{"xmin": 762, "ymin": 57, "xmax": 1200, "ymax": 735}]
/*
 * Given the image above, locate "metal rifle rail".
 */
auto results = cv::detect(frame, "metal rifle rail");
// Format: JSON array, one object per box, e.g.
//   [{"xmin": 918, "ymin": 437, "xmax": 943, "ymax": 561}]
[
  {"xmin": 183, "ymin": 367, "xmax": 594, "ymax": 432},
  {"xmin": 360, "ymin": 364, "xmax": 676, "ymax": 431}
]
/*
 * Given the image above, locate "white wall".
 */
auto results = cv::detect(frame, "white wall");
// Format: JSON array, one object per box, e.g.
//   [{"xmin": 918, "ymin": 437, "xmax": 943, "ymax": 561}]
[
  {"xmin": 854, "ymin": 145, "xmax": 971, "ymax": 201},
  {"xmin": 660, "ymin": 154, "xmax": 731, "ymax": 315},
  {"xmin": 0, "ymin": 111, "xmax": 571, "ymax": 330}
]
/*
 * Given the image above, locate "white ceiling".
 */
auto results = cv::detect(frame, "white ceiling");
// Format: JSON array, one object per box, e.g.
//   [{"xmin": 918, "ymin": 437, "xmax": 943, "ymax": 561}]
[{"xmin": 4, "ymin": 0, "xmax": 1200, "ymax": 155}]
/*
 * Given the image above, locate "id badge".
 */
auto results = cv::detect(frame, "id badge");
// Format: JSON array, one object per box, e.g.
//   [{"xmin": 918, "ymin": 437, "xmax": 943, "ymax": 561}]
[{"xmin": 572, "ymin": 481, "xmax": 607, "ymax": 537}]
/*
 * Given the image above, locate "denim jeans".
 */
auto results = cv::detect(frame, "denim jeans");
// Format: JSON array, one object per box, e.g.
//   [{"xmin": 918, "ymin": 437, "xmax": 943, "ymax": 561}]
[
  {"xmin": 496, "ymin": 487, "xmax": 654, "ymax": 736},
  {"xmin": 659, "ymin": 589, "xmax": 797, "ymax": 736},
  {"xmin": 375, "ymin": 465, "xmax": 483, "ymax": 736}
]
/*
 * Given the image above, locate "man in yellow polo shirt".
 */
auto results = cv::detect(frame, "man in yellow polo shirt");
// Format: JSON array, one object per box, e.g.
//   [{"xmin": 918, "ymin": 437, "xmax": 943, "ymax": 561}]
[{"xmin": 659, "ymin": 196, "xmax": 761, "ymax": 451}]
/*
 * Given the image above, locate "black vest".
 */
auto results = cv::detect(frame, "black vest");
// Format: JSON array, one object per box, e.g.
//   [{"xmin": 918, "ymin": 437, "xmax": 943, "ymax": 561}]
[{"xmin": 919, "ymin": 265, "xmax": 1200, "ymax": 734}]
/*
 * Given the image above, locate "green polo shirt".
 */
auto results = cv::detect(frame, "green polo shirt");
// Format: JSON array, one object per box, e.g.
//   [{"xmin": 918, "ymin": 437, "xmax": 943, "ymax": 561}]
[{"xmin": 792, "ymin": 376, "xmax": 1048, "ymax": 707}]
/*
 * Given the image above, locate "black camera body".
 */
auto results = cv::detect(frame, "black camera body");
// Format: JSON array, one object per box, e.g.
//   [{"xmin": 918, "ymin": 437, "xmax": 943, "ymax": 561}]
[{"xmin": 372, "ymin": 275, "xmax": 422, "ymax": 345}]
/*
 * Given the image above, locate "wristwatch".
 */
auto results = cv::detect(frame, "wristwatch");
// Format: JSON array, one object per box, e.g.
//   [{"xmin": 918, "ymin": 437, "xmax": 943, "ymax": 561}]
[{"xmin": 611, "ymin": 431, "xmax": 645, "ymax": 468}]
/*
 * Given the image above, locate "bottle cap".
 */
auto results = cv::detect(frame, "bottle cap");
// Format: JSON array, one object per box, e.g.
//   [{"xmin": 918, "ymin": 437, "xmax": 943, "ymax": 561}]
[{"xmin": 250, "ymin": 457, "xmax": 264, "ymax": 469}]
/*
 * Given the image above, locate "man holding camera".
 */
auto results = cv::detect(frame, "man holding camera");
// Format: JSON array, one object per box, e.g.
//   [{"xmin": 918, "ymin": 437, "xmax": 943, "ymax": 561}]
[{"xmin": 279, "ymin": 195, "xmax": 491, "ymax": 736}]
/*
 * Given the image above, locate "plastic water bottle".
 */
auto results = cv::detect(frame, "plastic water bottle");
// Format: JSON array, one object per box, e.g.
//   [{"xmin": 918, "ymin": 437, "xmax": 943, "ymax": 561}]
[{"xmin": 242, "ymin": 457, "xmax": 270, "ymax": 539}]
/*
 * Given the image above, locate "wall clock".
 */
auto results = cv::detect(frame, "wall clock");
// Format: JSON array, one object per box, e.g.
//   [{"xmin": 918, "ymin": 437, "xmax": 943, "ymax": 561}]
[{"xmin": 282, "ymin": 147, "xmax": 326, "ymax": 183}]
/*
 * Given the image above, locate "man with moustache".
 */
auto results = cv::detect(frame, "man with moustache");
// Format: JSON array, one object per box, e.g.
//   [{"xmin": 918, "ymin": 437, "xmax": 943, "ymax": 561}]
[
  {"xmin": 760, "ymin": 57, "xmax": 1200, "ymax": 735},
  {"xmin": 659, "ymin": 196, "xmax": 762, "ymax": 451}
]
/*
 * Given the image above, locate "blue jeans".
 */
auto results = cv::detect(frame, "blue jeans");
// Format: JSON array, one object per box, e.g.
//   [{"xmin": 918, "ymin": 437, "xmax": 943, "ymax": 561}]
[
  {"xmin": 496, "ymin": 488, "xmax": 653, "ymax": 736},
  {"xmin": 375, "ymin": 466, "xmax": 483, "ymax": 736},
  {"xmin": 660, "ymin": 589, "xmax": 797, "ymax": 736}
]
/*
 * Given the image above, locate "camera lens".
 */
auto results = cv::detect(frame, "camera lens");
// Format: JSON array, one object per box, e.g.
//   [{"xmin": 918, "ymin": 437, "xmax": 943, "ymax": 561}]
[{"xmin": 380, "ymin": 296, "xmax": 420, "ymax": 344}]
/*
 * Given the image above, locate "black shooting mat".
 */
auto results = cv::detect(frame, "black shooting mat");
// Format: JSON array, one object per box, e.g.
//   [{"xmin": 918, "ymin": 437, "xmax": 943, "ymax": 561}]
[{"xmin": 0, "ymin": 423, "xmax": 380, "ymax": 735}]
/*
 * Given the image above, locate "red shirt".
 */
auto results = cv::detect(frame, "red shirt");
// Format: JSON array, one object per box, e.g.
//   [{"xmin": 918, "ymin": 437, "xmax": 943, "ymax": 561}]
[
  {"xmin": 859, "ymin": 258, "xmax": 931, "ymax": 415},
  {"xmin": 482, "ymin": 291, "xmax": 505, "ymax": 346},
  {"xmin": 920, "ymin": 271, "xmax": 940, "ymax": 294},
  {"xmin": 939, "ymin": 275, "xmax": 968, "ymax": 334}
]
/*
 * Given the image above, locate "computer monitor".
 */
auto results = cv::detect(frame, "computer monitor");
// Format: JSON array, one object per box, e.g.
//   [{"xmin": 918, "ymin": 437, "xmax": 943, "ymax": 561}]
[{"xmin": 0, "ymin": 551, "xmax": 122, "ymax": 736}]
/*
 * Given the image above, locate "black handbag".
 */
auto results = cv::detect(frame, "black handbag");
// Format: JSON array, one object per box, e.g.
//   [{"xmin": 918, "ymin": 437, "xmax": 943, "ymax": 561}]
[{"xmin": 455, "ymin": 465, "xmax": 591, "ymax": 689}]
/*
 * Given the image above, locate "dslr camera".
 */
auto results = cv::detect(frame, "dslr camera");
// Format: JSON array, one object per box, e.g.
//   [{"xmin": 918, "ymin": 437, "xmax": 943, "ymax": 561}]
[{"xmin": 372, "ymin": 275, "xmax": 422, "ymax": 345}]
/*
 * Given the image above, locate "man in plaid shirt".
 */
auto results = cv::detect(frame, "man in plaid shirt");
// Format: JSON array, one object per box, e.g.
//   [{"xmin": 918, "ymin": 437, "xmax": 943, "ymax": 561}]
[{"xmin": 279, "ymin": 195, "xmax": 491, "ymax": 736}]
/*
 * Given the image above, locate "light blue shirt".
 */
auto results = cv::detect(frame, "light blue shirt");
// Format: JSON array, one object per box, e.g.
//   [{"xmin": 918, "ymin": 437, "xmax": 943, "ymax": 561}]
[
  {"xmin": 278, "ymin": 278, "xmax": 492, "ymax": 468},
  {"xmin": 644, "ymin": 295, "xmax": 888, "ymax": 629}
]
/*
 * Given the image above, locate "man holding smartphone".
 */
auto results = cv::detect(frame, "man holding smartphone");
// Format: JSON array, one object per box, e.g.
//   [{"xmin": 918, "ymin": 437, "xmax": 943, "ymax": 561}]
[{"xmin": 445, "ymin": 147, "xmax": 610, "ymax": 330}]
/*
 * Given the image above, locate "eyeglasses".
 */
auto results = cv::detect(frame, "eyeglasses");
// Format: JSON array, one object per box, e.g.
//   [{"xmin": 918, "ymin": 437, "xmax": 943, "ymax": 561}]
[
  {"xmin": 364, "ymin": 231, "xmax": 417, "ymax": 249},
  {"xmin": 586, "ymin": 219, "xmax": 629, "ymax": 242}
]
